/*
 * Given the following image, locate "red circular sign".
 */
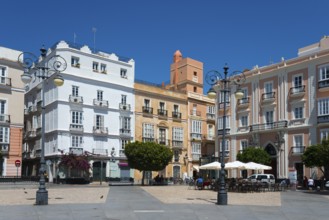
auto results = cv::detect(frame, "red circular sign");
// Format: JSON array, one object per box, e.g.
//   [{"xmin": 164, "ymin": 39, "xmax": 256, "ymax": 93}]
[{"xmin": 15, "ymin": 160, "xmax": 21, "ymax": 167}]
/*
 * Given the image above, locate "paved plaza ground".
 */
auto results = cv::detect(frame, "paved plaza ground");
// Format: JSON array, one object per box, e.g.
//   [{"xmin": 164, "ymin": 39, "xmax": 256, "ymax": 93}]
[{"xmin": 0, "ymin": 183, "xmax": 328, "ymax": 220}]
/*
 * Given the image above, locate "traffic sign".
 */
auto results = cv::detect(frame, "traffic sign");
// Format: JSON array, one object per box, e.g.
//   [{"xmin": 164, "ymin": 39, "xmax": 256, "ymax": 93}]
[{"xmin": 15, "ymin": 160, "xmax": 21, "ymax": 167}]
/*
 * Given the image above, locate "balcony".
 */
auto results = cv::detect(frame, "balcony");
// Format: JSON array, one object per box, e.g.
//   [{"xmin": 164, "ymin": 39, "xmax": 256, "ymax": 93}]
[
  {"xmin": 289, "ymin": 85, "xmax": 305, "ymax": 97},
  {"xmin": 23, "ymin": 151, "xmax": 31, "ymax": 159},
  {"xmin": 172, "ymin": 112, "xmax": 182, "ymax": 120},
  {"xmin": 206, "ymin": 113, "xmax": 215, "ymax": 121},
  {"xmin": 157, "ymin": 109, "xmax": 168, "ymax": 118},
  {"xmin": 172, "ymin": 140, "xmax": 183, "ymax": 149},
  {"xmin": 190, "ymin": 133, "xmax": 202, "ymax": 141},
  {"xmin": 290, "ymin": 146, "xmax": 305, "ymax": 155},
  {"xmin": 217, "ymin": 128, "xmax": 230, "ymax": 136},
  {"xmin": 119, "ymin": 150, "xmax": 125, "ymax": 157},
  {"xmin": 249, "ymin": 120, "xmax": 288, "ymax": 132},
  {"xmin": 69, "ymin": 95, "xmax": 83, "ymax": 104},
  {"xmin": 28, "ymin": 105, "xmax": 37, "ymax": 113},
  {"xmin": 237, "ymin": 126, "xmax": 249, "ymax": 132},
  {"xmin": 93, "ymin": 99, "xmax": 109, "ymax": 108},
  {"xmin": 218, "ymin": 101, "xmax": 230, "ymax": 110},
  {"xmin": 93, "ymin": 126, "xmax": 108, "ymax": 135},
  {"xmin": 237, "ymin": 97, "xmax": 249, "ymax": 108},
  {"xmin": 0, "ymin": 144, "xmax": 9, "ymax": 155},
  {"xmin": 157, "ymin": 139, "xmax": 170, "ymax": 146},
  {"xmin": 142, "ymin": 106, "xmax": 153, "ymax": 114},
  {"xmin": 92, "ymin": 148, "xmax": 108, "ymax": 156},
  {"xmin": 142, "ymin": 137, "xmax": 155, "ymax": 143},
  {"xmin": 70, "ymin": 124, "xmax": 84, "ymax": 133},
  {"xmin": 318, "ymin": 79, "xmax": 329, "ymax": 91},
  {"xmin": 69, "ymin": 147, "xmax": 84, "ymax": 155},
  {"xmin": 120, "ymin": 128, "xmax": 131, "ymax": 136},
  {"xmin": 262, "ymin": 92, "xmax": 275, "ymax": 104},
  {"xmin": 190, "ymin": 110, "xmax": 201, "ymax": 116},
  {"xmin": 0, "ymin": 114, "xmax": 10, "ymax": 124},
  {"xmin": 192, "ymin": 153, "xmax": 201, "ymax": 161},
  {"xmin": 318, "ymin": 115, "xmax": 329, "ymax": 124},
  {"xmin": 119, "ymin": 103, "xmax": 131, "ymax": 111},
  {"xmin": 26, "ymin": 129, "xmax": 37, "ymax": 138},
  {"xmin": 219, "ymin": 150, "xmax": 230, "ymax": 158}
]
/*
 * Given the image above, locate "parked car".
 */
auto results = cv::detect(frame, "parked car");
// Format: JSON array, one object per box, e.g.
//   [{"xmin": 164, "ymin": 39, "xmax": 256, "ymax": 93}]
[{"xmin": 247, "ymin": 174, "xmax": 275, "ymax": 184}]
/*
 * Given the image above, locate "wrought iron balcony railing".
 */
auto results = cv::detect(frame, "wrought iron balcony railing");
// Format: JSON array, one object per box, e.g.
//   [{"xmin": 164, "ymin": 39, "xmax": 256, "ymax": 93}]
[
  {"xmin": 318, "ymin": 79, "xmax": 329, "ymax": 89},
  {"xmin": 249, "ymin": 120, "xmax": 288, "ymax": 132},
  {"xmin": 290, "ymin": 146, "xmax": 305, "ymax": 154},
  {"xmin": 93, "ymin": 99, "xmax": 109, "ymax": 107},
  {"xmin": 157, "ymin": 109, "xmax": 168, "ymax": 117},
  {"xmin": 289, "ymin": 85, "xmax": 305, "ymax": 95},
  {"xmin": 142, "ymin": 106, "xmax": 153, "ymax": 114}
]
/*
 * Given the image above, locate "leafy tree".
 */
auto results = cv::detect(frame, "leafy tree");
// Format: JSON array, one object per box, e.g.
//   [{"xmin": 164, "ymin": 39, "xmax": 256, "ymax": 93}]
[
  {"xmin": 236, "ymin": 147, "xmax": 271, "ymax": 165},
  {"xmin": 302, "ymin": 138, "xmax": 329, "ymax": 179},
  {"xmin": 59, "ymin": 154, "xmax": 91, "ymax": 178},
  {"xmin": 125, "ymin": 141, "xmax": 173, "ymax": 185}
]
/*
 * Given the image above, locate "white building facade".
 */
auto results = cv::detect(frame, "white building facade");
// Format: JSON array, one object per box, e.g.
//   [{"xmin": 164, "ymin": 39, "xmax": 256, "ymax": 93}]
[{"xmin": 22, "ymin": 41, "xmax": 135, "ymax": 182}]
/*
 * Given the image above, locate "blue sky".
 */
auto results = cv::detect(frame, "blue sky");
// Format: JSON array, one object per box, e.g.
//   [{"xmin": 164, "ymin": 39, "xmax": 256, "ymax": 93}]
[{"xmin": 1, "ymin": 0, "xmax": 329, "ymax": 93}]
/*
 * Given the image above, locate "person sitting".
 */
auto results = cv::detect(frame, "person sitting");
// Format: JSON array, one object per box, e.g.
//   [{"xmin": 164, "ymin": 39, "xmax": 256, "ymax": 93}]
[{"xmin": 196, "ymin": 176, "xmax": 204, "ymax": 190}]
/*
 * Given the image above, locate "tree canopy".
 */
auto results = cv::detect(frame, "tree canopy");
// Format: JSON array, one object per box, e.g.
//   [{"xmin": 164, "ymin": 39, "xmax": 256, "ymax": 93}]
[
  {"xmin": 236, "ymin": 147, "xmax": 271, "ymax": 165},
  {"xmin": 125, "ymin": 141, "xmax": 173, "ymax": 185},
  {"xmin": 302, "ymin": 138, "xmax": 329, "ymax": 179}
]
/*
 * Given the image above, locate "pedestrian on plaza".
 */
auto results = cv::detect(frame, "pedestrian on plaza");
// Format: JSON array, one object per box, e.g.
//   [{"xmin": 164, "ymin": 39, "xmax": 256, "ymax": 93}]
[
  {"xmin": 308, "ymin": 177, "xmax": 314, "ymax": 190},
  {"xmin": 303, "ymin": 176, "xmax": 308, "ymax": 189}
]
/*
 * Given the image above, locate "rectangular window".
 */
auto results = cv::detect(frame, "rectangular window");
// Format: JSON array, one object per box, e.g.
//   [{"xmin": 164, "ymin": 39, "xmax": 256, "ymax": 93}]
[
  {"xmin": 191, "ymin": 120, "xmax": 202, "ymax": 134},
  {"xmin": 241, "ymin": 140, "xmax": 248, "ymax": 151},
  {"xmin": 0, "ymin": 127, "xmax": 9, "ymax": 143},
  {"xmin": 208, "ymin": 124, "xmax": 214, "ymax": 139},
  {"xmin": 100, "ymin": 64, "xmax": 107, "ymax": 73},
  {"xmin": 121, "ymin": 117, "xmax": 131, "ymax": 130},
  {"xmin": 220, "ymin": 139, "xmax": 230, "ymax": 151},
  {"xmin": 72, "ymin": 86, "xmax": 79, "ymax": 97},
  {"xmin": 320, "ymin": 129, "xmax": 329, "ymax": 140},
  {"xmin": 265, "ymin": 111, "xmax": 274, "ymax": 124},
  {"xmin": 240, "ymin": 115, "xmax": 248, "ymax": 127},
  {"xmin": 95, "ymin": 115, "xmax": 104, "ymax": 129},
  {"xmin": 121, "ymin": 95, "xmax": 127, "ymax": 104},
  {"xmin": 144, "ymin": 99, "xmax": 150, "ymax": 107},
  {"xmin": 294, "ymin": 107, "xmax": 303, "ymax": 119},
  {"xmin": 159, "ymin": 102, "xmax": 165, "ymax": 111},
  {"xmin": 142, "ymin": 123, "xmax": 154, "ymax": 138},
  {"xmin": 92, "ymin": 62, "xmax": 99, "ymax": 71},
  {"xmin": 0, "ymin": 66, "xmax": 7, "ymax": 84},
  {"xmin": 0, "ymin": 100, "xmax": 5, "ymax": 115},
  {"xmin": 319, "ymin": 65, "xmax": 329, "ymax": 81},
  {"xmin": 318, "ymin": 98, "xmax": 329, "ymax": 116},
  {"xmin": 120, "ymin": 139, "xmax": 129, "ymax": 150},
  {"xmin": 72, "ymin": 111, "xmax": 83, "ymax": 124},
  {"xmin": 120, "ymin": 68, "xmax": 127, "ymax": 78},
  {"xmin": 293, "ymin": 75, "xmax": 302, "ymax": 88},
  {"xmin": 294, "ymin": 135, "xmax": 303, "ymax": 146},
  {"xmin": 71, "ymin": 57, "xmax": 80, "ymax": 67},
  {"xmin": 192, "ymin": 142, "xmax": 201, "ymax": 154},
  {"xmin": 218, "ymin": 116, "xmax": 230, "ymax": 129},
  {"xmin": 173, "ymin": 127, "xmax": 183, "ymax": 141},
  {"xmin": 219, "ymin": 91, "xmax": 230, "ymax": 103},
  {"xmin": 207, "ymin": 105, "xmax": 215, "ymax": 114},
  {"xmin": 173, "ymin": 104, "xmax": 179, "ymax": 113},
  {"xmin": 97, "ymin": 90, "xmax": 103, "ymax": 101},
  {"xmin": 71, "ymin": 135, "xmax": 83, "ymax": 148}
]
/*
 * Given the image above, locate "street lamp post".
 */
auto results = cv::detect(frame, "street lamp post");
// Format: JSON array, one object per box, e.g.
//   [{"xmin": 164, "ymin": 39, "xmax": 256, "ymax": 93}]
[
  {"xmin": 18, "ymin": 46, "xmax": 66, "ymax": 205},
  {"xmin": 206, "ymin": 65, "xmax": 245, "ymax": 205}
]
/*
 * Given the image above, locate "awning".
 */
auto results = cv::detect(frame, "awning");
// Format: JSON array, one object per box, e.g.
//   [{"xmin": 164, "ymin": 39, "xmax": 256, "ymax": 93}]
[
  {"xmin": 193, "ymin": 165, "xmax": 199, "ymax": 172},
  {"xmin": 118, "ymin": 162, "xmax": 128, "ymax": 167}
]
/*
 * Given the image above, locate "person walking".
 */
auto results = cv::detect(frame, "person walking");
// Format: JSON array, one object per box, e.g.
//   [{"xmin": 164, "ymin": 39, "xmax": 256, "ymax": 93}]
[{"xmin": 308, "ymin": 177, "xmax": 314, "ymax": 190}]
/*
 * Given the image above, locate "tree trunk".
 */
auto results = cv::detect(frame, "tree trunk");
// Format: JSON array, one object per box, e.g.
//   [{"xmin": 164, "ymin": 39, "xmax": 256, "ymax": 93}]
[{"xmin": 142, "ymin": 170, "xmax": 145, "ymax": 186}]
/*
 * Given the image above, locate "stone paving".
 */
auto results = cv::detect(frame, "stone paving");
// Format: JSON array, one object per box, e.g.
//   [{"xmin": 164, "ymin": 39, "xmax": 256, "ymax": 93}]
[
  {"xmin": 0, "ymin": 183, "xmax": 283, "ymax": 206},
  {"xmin": 141, "ymin": 185, "xmax": 281, "ymax": 206},
  {"xmin": 0, "ymin": 183, "xmax": 109, "ymax": 205}
]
